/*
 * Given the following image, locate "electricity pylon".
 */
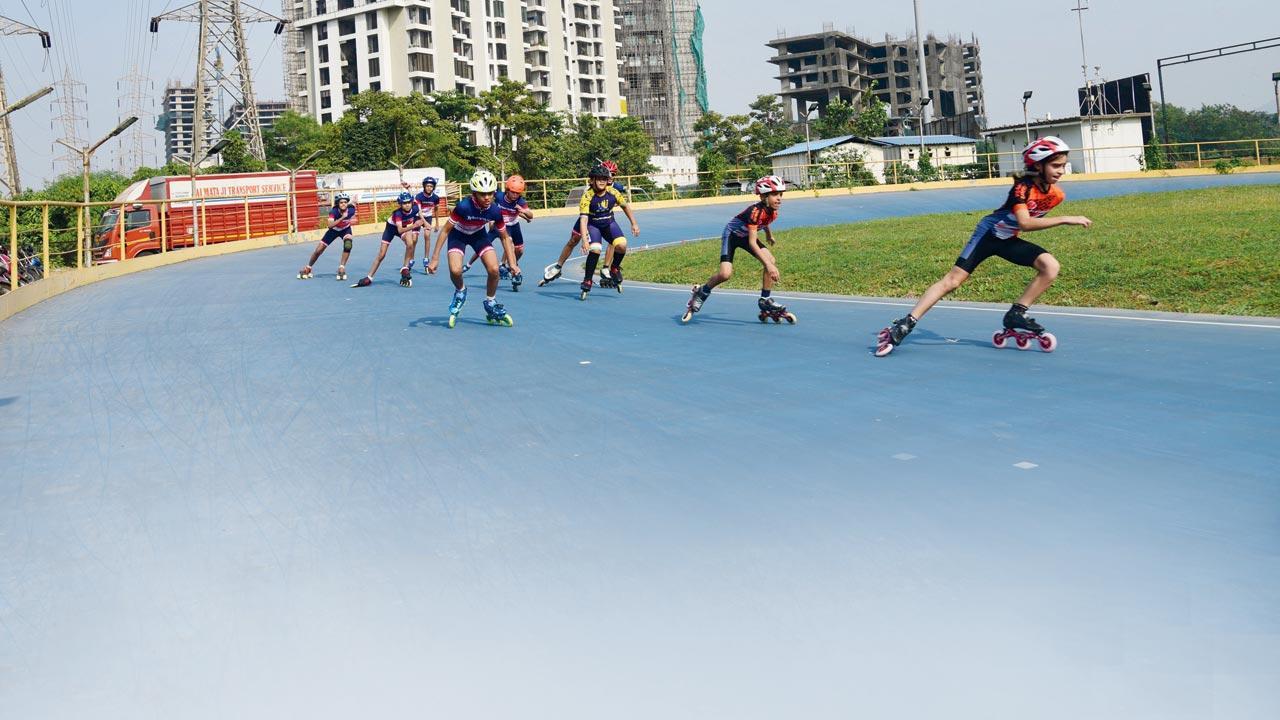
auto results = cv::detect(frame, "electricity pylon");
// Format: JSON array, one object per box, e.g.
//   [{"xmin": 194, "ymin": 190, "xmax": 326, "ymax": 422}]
[{"xmin": 150, "ymin": 1, "xmax": 286, "ymax": 163}]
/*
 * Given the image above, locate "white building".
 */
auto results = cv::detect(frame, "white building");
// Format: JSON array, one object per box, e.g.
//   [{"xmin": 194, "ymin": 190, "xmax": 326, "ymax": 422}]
[
  {"xmin": 286, "ymin": 0, "xmax": 627, "ymax": 130},
  {"xmin": 984, "ymin": 114, "xmax": 1150, "ymax": 176},
  {"xmin": 160, "ymin": 83, "xmax": 220, "ymax": 164},
  {"xmin": 768, "ymin": 134, "xmax": 978, "ymax": 186}
]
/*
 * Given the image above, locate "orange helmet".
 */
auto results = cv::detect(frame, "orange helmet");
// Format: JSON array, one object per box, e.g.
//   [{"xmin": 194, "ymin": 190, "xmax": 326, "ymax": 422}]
[{"xmin": 505, "ymin": 174, "xmax": 526, "ymax": 193}]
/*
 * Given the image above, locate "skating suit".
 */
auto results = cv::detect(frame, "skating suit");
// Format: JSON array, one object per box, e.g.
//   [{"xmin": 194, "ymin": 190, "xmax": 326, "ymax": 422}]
[
  {"xmin": 955, "ymin": 178, "xmax": 1062, "ymax": 272},
  {"xmin": 719, "ymin": 202, "xmax": 778, "ymax": 262},
  {"xmin": 575, "ymin": 186, "xmax": 629, "ymax": 245},
  {"xmin": 488, "ymin": 192, "xmax": 530, "ymax": 246},
  {"xmin": 415, "ymin": 190, "xmax": 441, "ymax": 224},
  {"xmin": 382, "ymin": 205, "xmax": 423, "ymax": 243},
  {"xmin": 446, "ymin": 196, "xmax": 506, "ymax": 256},
  {"xmin": 321, "ymin": 204, "xmax": 358, "ymax": 245}
]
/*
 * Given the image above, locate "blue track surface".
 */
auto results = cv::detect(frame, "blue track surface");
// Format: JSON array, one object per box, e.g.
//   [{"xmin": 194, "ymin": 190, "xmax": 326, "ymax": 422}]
[{"xmin": 2, "ymin": 174, "xmax": 1278, "ymax": 719}]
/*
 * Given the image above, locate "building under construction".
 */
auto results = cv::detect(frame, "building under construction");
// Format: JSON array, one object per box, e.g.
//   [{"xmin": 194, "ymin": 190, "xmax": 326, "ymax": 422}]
[
  {"xmin": 618, "ymin": 0, "xmax": 709, "ymax": 156},
  {"xmin": 767, "ymin": 27, "xmax": 985, "ymax": 134}
]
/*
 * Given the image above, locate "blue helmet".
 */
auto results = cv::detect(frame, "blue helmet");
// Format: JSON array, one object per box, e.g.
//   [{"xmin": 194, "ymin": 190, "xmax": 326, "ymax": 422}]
[
  {"xmin": 421, "ymin": 176, "xmax": 437, "ymax": 187},
  {"xmin": 397, "ymin": 191, "xmax": 413, "ymax": 204}
]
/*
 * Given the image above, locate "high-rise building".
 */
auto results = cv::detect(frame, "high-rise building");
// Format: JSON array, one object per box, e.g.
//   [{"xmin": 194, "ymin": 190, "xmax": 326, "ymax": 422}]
[
  {"xmin": 159, "ymin": 83, "xmax": 220, "ymax": 164},
  {"xmin": 288, "ymin": 0, "xmax": 626, "ymax": 130},
  {"xmin": 767, "ymin": 28, "xmax": 985, "ymax": 133},
  {"xmin": 225, "ymin": 101, "xmax": 291, "ymax": 135},
  {"xmin": 618, "ymin": 0, "xmax": 708, "ymax": 156}
]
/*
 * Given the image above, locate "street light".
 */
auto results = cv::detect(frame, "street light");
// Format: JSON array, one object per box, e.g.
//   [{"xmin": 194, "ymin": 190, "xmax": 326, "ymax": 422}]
[
  {"xmin": 1273, "ymin": 72, "xmax": 1280, "ymax": 126},
  {"xmin": 917, "ymin": 96, "xmax": 932, "ymax": 164},
  {"xmin": 390, "ymin": 147, "xmax": 427, "ymax": 188},
  {"xmin": 172, "ymin": 135, "xmax": 231, "ymax": 248},
  {"xmin": 1022, "ymin": 90, "xmax": 1034, "ymax": 144},
  {"xmin": 0, "ymin": 85, "xmax": 54, "ymax": 121},
  {"xmin": 275, "ymin": 148, "xmax": 323, "ymax": 237},
  {"xmin": 55, "ymin": 116, "xmax": 139, "ymax": 265},
  {"xmin": 798, "ymin": 102, "xmax": 818, "ymax": 187}
]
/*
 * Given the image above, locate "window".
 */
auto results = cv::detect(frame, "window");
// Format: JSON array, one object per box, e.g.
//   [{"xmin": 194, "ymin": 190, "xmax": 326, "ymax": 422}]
[
  {"xmin": 370, "ymin": 81, "xmax": 381, "ymax": 91},
  {"xmin": 321, "ymin": 112, "xmax": 332, "ymax": 124},
  {"xmin": 320, "ymin": 67, "xmax": 330, "ymax": 85},
  {"xmin": 315, "ymin": 1, "xmax": 327, "ymax": 13},
  {"xmin": 126, "ymin": 209, "xmax": 151, "ymax": 231},
  {"xmin": 318, "ymin": 45, "xmax": 329, "ymax": 63},
  {"xmin": 317, "ymin": 22, "xmax": 328, "ymax": 40},
  {"xmin": 368, "ymin": 57, "xmax": 380, "ymax": 77},
  {"xmin": 320, "ymin": 90, "xmax": 331, "ymax": 109},
  {"xmin": 365, "ymin": 11, "xmax": 377, "ymax": 28},
  {"xmin": 368, "ymin": 34, "xmax": 378, "ymax": 53},
  {"xmin": 338, "ymin": 18, "xmax": 356, "ymax": 36}
]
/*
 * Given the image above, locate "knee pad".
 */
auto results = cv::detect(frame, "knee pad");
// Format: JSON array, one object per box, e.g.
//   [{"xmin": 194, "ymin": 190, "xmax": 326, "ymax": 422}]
[
  {"xmin": 611, "ymin": 238, "xmax": 628, "ymax": 251},
  {"xmin": 343, "ymin": 237, "xmax": 353, "ymax": 252},
  {"xmin": 588, "ymin": 243, "xmax": 603, "ymax": 254}
]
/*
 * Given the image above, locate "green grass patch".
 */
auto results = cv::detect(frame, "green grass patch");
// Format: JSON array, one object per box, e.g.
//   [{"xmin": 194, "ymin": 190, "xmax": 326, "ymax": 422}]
[{"xmin": 625, "ymin": 185, "xmax": 1280, "ymax": 316}]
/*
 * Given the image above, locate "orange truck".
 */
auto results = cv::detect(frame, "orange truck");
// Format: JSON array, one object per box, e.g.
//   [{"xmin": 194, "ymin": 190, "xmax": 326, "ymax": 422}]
[{"xmin": 94, "ymin": 170, "xmax": 326, "ymax": 262}]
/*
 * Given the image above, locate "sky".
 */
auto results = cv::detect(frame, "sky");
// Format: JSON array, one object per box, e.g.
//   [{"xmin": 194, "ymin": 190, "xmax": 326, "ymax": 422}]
[{"xmin": 3, "ymin": 0, "xmax": 1279, "ymax": 189}]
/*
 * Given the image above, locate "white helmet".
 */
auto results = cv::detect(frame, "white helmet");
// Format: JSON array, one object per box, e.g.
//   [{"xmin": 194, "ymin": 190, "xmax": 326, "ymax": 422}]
[
  {"xmin": 1022, "ymin": 136, "xmax": 1071, "ymax": 168},
  {"xmin": 755, "ymin": 175, "xmax": 785, "ymax": 195},
  {"xmin": 469, "ymin": 168, "xmax": 498, "ymax": 193},
  {"xmin": 334, "ymin": 191, "xmax": 351, "ymax": 202}
]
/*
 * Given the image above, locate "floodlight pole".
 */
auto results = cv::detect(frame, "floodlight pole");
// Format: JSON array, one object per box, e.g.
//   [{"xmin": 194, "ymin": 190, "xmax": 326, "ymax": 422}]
[{"xmin": 55, "ymin": 116, "xmax": 139, "ymax": 265}]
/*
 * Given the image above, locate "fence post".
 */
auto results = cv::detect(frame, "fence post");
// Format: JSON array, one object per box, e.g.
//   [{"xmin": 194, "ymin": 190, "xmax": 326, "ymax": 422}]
[
  {"xmin": 541, "ymin": 180, "xmax": 549, "ymax": 211},
  {"xmin": 243, "ymin": 195, "xmax": 251, "ymax": 240},
  {"xmin": 117, "ymin": 204, "xmax": 126, "ymax": 261},
  {"xmin": 1255, "ymin": 140, "xmax": 1262, "ymax": 166},
  {"xmin": 41, "ymin": 204, "xmax": 49, "ymax": 271},
  {"xmin": 670, "ymin": 176, "xmax": 677, "ymax": 201},
  {"xmin": 200, "ymin": 199, "xmax": 208, "ymax": 245},
  {"xmin": 8, "ymin": 206, "xmax": 16, "ymax": 292},
  {"xmin": 1196, "ymin": 143, "xmax": 1203, "ymax": 169},
  {"xmin": 372, "ymin": 193, "xmax": 378, "ymax": 223},
  {"xmin": 160, "ymin": 201, "xmax": 168, "ymax": 253},
  {"xmin": 75, "ymin": 208, "xmax": 83, "ymax": 269}
]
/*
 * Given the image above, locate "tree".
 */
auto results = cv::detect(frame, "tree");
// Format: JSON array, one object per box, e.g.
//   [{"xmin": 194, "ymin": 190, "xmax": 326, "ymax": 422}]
[
  {"xmin": 812, "ymin": 99, "xmax": 857, "ymax": 139},
  {"xmin": 330, "ymin": 91, "xmax": 471, "ymax": 179},
  {"xmin": 1154, "ymin": 102, "xmax": 1280, "ymax": 144},
  {"xmin": 216, "ymin": 130, "xmax": 267, "ymax": 173},
  {"xmin": 746, "ymin": 94, "xmax": 799, "ymax": 155},
  {"xmin": 262, "ymin": 111, "xmax": 329, "ymax": 169},
  {"xmin": 850, "ymin": 94, "xmax": 888, "ymax": 138}
]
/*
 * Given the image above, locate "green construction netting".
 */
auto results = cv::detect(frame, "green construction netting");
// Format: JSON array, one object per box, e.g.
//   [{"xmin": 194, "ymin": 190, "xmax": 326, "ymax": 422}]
[{"xmin": 691, "ymin": 3, "xmax": 708, "ymax": 112}]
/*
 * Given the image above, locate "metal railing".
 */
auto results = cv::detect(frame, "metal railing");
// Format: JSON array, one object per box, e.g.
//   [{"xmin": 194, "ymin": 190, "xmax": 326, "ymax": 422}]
[{"xmin": 4, "ymin": 136, "xmax": 1278, "ymax": 293}]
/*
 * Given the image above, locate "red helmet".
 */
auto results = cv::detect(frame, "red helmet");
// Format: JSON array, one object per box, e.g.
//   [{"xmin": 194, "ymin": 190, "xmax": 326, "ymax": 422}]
[
  {"xmin": 755, "ymin": 175, "xmax": 785, "ymax": 195},
  {"xmin": 505, "ymin": 174, "xmax": 526, "ymax": 193},
  {"xmin": 601, "ymin": 160, "xmax": 619, "ymax": 175},
  {"xmin": 1023, "ymin": 136, "xmax": 1071, "ymax": 168}
]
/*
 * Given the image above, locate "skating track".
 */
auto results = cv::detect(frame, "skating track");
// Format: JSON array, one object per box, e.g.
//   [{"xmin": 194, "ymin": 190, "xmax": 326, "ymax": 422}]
[{"xmin": 2, "ymin": 174, "xmax": 1278, "ymax": 719}]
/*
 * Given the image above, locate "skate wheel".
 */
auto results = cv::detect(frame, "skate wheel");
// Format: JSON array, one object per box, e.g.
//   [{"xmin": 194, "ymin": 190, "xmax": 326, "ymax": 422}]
[
  {"xmin": 992, "ymin": 331, "xmax": 1009, "ymax": 349},
  {"xmin": 1038, "ymin": 332, "xmax": 1057, "ymax": 353},
  {"xmin": 681, "ymin": 310, "xmax": 693, "ymax": 323},
  {"xmin": 503, "ymin": 316, "xmax": 514, "ymax": 327},
  {"xmin": 448, "ymin": 314, "xmax": 457, "ymax": 328},
  {"xmin": 785, "ymin": 313, "xmax": 796, "ymax": 324},
  {"xmin": 874, "ymin": 342, "xmax": 894, "ymax": 358},
  {"xmin": 511, "ymin": 284, "xmax": 519, "ymax": 292},
  {"xmin": 580, "ymin": 291, "xmax": 589, "ymax": 301},
  {"xmin": 878, "ymin": 328, "xmax": 892, "ymax": 343},
  {"xmin": 758, "ymin": 313, "xmax": 768, "ymax": 323},
  {"xmin": 1015, "ymin": 335, "xmax": 1033, "ymax": 351}
]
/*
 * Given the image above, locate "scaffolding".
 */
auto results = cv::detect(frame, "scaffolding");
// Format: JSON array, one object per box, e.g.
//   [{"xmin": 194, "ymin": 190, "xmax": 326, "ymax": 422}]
[{"xmin": 619, "ymin": 0, "xmax": 708, "ymax": 156}]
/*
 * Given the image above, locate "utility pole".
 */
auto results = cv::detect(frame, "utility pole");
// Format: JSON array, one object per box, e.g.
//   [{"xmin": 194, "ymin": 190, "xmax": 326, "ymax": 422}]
[
  {"xmin": 1071, "ymin": 1, "xmax": 1092, "ymax": 116},
  {"xmin": 117, "ymin": 66, "xmax": 156, "ymax": 174},
  {"xmin": 151, "ymin": 1, "xmax": 288, "ymax": 164},
  {"xmin": 0, "ymin": 15, "xmax": 52, "ymax": 195},
  {"xmin": 912, "ymin": 0, "xmax": 932, "ymax": 127}
]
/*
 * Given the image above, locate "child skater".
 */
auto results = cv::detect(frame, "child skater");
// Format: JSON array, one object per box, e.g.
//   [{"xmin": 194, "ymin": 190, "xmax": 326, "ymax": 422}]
[
  {"xmin": 462, "ymin": 174, "xmax": 534, "ymax": 290},
  {"xmin": 874, "ymin": 136, "xmax": 1092, "ymax": 356},
  {"xmin": 297, "ymin": 191, "xmax": 356, "ymax": 280},
  {"xmin": 536, "ymin": 163, "xmax": 640, "ymax": 300},
  {"xmin": 682, "ymin": 175, "xmax": 793, "ymax": 323},
  {"xmin": 426, "ymin": 169, "xmax": 520, "ymax": 328},
  {"xmin": 415, "ymin": 175, "xmax": 442, "ymax": 274},
  {"xmin": 352, "ymin": 191, "xmax": 423, "ymax": 288}
]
